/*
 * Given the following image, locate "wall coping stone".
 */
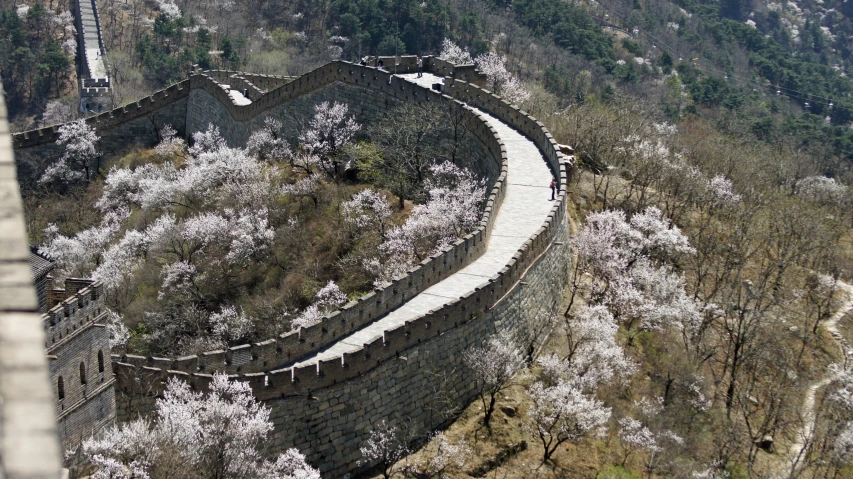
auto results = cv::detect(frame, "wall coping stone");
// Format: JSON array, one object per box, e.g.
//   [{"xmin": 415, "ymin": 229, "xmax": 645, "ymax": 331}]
[{"xmin": 0, "ymin": 77, "xmax": 62, "ymax": 479}]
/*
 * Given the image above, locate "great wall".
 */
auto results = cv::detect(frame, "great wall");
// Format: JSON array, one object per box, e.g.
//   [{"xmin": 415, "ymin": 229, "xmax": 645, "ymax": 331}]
[
  {"xmin": 0, "ymin": 56, "xmax": 573, "ymax": 478},
  {"xmin": 74, "ymin": 0, "xmax": 111, "ymax": 113}
]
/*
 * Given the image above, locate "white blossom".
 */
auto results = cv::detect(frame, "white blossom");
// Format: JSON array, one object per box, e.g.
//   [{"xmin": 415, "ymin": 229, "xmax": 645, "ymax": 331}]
[
  {"xmin": 41, "ymin": 100, "xmax": 76, "ymax": 127},
  {"xmin": 834, "ymin": 421, "xmax": 853, "ymax": 465},
  {"xmin": 366, "ymin": 163, "xmax": 485, "ymax": 286},
  {"xmin": 83, "ymin": 374, "xmax": 319, "ymax": 478},
  {"xmin": 291, "ymin": 305, "xmax": 323, "ymax": 330},
  {"xmin": 315, "ymin": 280, "xmax": 347, "ymax": 310},
  {"xmin": 403, "ymin": 432, "xmax": 469, "ymax": 479},
  {"xmin": 225, "ymin": 208, "xmax": 275, "ymax": 266},
  {"xmin": 359, "ymin": 420, "xmax": 408, "ymax": 476},
  {"xmin": 526, "ymin": 380, "xmax": 611, "ymax": 461},
  {"xmin": 464, "ymin": 332, "xmax": 525, "ymax": 425},
  {"xmin": 188, "ymin": 123, "xmax": 227, "ymax": 157},
  {"xmin": 280, "ymin": 174, "xmax": 321, "ymax": 204},
  {"xmin": 298, "ymin": 102, "xmax": 361, "ymax": 177},
  {"xmin": 438, "ymin": 38, "xmax": 473, "ymax": 65},
  {"xmin": 39, "ymin": 207, "xmax": 128, "ymax": 281},
  {"xmin": 247, "ymin": 117, "xmax": 290, "ymax": 162},
  {"xmin": 342, "ymin": 188, "xmax": 392, "ymax": 233},
  {"xmin": 619, "ymin": 416, "xmax": 660, "ymax": 454},
  {"xmin": 706, "ymin": 175, "xmax": 741, "ymax": 207},
  {"xmin": 292, "ymin": 281, "xmax": 347, "ymax": 330},
  {"xmin": 155, "ymin": 124, "xmax": 187, "ymax": 157},
  {"xmin": 634, "ymin": 396, "xmax": 665, "ymax": 417},
  {"xmin": 611, "ymin": 259, "xmax": 702, "ymax": 333},
  {"xmin": 796, "ymin": 175, "xmax": 848, "ymax": 207},
  {"xmin": 104, "ymin": 309, "xmax": 130, "ymax": 349},
  {"xmin": 474, "ymin": 52, "xmax": 530, "ymax": 104},
  {"xmin": 159, "ymin": 261, "xmax": 197, "ymax": 299},
  {"xmin": 156, "ymin": 0, "xmax": 181, "ymax": 20},
  {"xmin": 62, "ymin": 37, "xmax": 77, "ymax": 56},
  {"xmin": 540, "ymin": 305, "xmax": 635, "ymax": 388},
  {"xmin": 618, "ymin": 416, "xmax": 684, "ymax": 471},
  {"xmin": 629, "ymin": 206, "xmax": 694, "ymax": 258},
  {"xmin": 41, "ymin": 120, "xmax": 100, "ymax": 185},
  {"xmin": 209, "ymin": 306, "xmax": 254, "ymax": 342},
  {"xmin": 92, "ymin": 229, "xmax": 147, "ymax": 293}
]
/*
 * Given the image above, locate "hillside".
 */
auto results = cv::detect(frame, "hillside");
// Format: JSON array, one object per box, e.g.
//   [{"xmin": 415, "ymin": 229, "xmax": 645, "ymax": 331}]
[{"xmin": 8, "ymin": 0, "xmax": 853, "ymax": 478}]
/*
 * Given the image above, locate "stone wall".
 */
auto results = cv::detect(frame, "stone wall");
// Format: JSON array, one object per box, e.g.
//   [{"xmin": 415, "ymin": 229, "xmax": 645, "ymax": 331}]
[
  {"xmin": 109, "ymin": 66, "xmax": 506, "ymax": 382},
  {"xmin": 0, "ymin": 76, "xmax": 62, "ymax": 479},
  {"xmin": 266, "ymin": 218, "xmax": 569, "ymax": 478},
  {"xmin": 114, "ymin": 207, "xmax": 569, "ymax": 477},
  {"xmin": 112, "ymin": 61, "xmax": 572, "ymax": 477},
  {"xmin": 13, "ymin": 82, "xmax": 190, "ymax": 187},
  {"xmin": 6, "ymin": 59, "xmax": 571, "ymax": 478},
  {"xmin": 74, "ymin": 0, "xmax": 111, "ymax": 111},
  {"xmin": 14, "ymin": 60, "xmax": 510, "ymax": 387},
  {"xmin": 44, "ymin": 280, "xmax": 116, "ymax": 452}
]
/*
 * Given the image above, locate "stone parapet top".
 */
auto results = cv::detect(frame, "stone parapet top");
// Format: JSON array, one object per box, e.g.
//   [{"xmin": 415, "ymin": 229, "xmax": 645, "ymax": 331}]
[{"xmin": 0, "ymin": 82, "xmax": 62, "ymax": 478}]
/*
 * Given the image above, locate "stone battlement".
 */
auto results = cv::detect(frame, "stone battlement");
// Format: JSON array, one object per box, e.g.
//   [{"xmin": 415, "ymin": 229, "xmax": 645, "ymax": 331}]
[
  {"xmin": 106, "ymin": 64, "xmax": 515, "ymax": 377},
  {"xmin": 14, "ymin": 80, "xmax": 190, "ymax": 148},
  {"xmin": 40, "ymin": 276, "xmax": 115, "ymax": 454},
  {"xmin": 42, "ymin": 279, "xmax": 106, "ymax": 351},
  {"xmin": 74, "ymin": 0, "xmax": 111, "ymax": 111}
]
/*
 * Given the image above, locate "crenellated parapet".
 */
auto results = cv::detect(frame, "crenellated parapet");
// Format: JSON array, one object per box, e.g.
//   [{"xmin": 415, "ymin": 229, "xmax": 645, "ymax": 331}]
[
  {"xmin": 38, "ymin": 277, "xmax": 115, "ymax": 455},
  {"xmin": 111, "ymin": 65, "xmax": 573, "ymax": 397},
  {"xmin": 73, "ymin": 0, "xmax": 111, "ymax": 112},
  {"xmin": 86, "ymin": 58, "xmax": 571, "ymax": 393},
  {"xmin": 13, "ymin": 81, "xmax": 191, "ymax": 150},
  {"xmin": 42, "ymin": 279, "xmax": 106, "ymax": 351},
  {"xmin": 104, "ymin": 63, "xmax": 514, "ymax": 380}
]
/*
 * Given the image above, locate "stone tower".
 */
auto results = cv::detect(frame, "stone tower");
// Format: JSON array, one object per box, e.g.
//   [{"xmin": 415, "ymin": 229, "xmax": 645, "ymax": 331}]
[{"xmin": 41, "ymin": 278, "xmax": 116, "ymax": 453}]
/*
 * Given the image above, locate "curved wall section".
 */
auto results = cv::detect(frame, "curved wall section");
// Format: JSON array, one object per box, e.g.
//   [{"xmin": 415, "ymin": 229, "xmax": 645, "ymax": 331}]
[
  {"xmin": 9, "ymin": 59, "xmax": 571, "ymax": 478},
  {"xmin": 111, "ymin": 62, "xmax": 572, "ymax": 477}
]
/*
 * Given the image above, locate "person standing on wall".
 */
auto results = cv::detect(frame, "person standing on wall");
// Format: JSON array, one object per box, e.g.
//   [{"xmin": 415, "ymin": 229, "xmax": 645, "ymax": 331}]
[
  {"xmin": 417, "ymin": 56, "xmax": 423, "ymax": 77},
  {"xmin": 550, "ymin": 178, "xmax": 556, "ymax": 200}
]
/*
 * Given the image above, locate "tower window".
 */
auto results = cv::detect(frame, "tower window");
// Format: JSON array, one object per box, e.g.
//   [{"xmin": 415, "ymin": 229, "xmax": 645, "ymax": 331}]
[
  {"xmin": 80, "ymin": 362, "xmax": 87, "ymax": 385},
  {"xmin": 57, "ymin": 376, "xmax": 65, "ymax": 400},
  {"xmin": 98, "ymin": 350, "xmax": 104, "ymax": 373}
]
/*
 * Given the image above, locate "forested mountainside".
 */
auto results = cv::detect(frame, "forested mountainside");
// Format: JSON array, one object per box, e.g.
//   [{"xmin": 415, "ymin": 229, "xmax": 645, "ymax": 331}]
[
  {"xmin": 6, "ymin": 0, "xmax": 853, "ymax": 163},
  {"xmin": 10, "ymin": 0, "xmax": 853, "ymax": 478}
]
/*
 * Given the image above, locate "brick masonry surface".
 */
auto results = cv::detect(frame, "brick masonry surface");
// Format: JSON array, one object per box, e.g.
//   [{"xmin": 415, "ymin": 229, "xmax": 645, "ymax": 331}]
[{"xmin": 44, "ymin": 280, "xmax": 116, "ymax": 453}]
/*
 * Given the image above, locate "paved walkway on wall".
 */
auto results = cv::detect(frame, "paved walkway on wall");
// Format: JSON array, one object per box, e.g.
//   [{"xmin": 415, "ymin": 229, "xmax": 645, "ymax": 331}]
[
  {"xmin": 227, "ymin": 89, "xmax": 252, "ymax": 105},
  {"xmin": 290, "ymin": 73, "xmax": 555, "ymax": 369},
  {"xmin": 79, "ymin": 0, "xmax": 106, "ymax": 79}
]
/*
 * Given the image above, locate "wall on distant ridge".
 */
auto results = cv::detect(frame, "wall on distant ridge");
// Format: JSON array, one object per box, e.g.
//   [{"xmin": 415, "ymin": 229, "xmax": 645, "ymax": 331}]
[{"xmin": 12, "ymin": 83, "xmax": 190, "ymax": 187}]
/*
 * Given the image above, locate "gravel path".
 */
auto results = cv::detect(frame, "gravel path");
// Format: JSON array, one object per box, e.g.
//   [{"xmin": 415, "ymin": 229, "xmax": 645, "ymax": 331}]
[{"xmin": 783, "ymin": 279, "xmax": 853, "ymax": 477}]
